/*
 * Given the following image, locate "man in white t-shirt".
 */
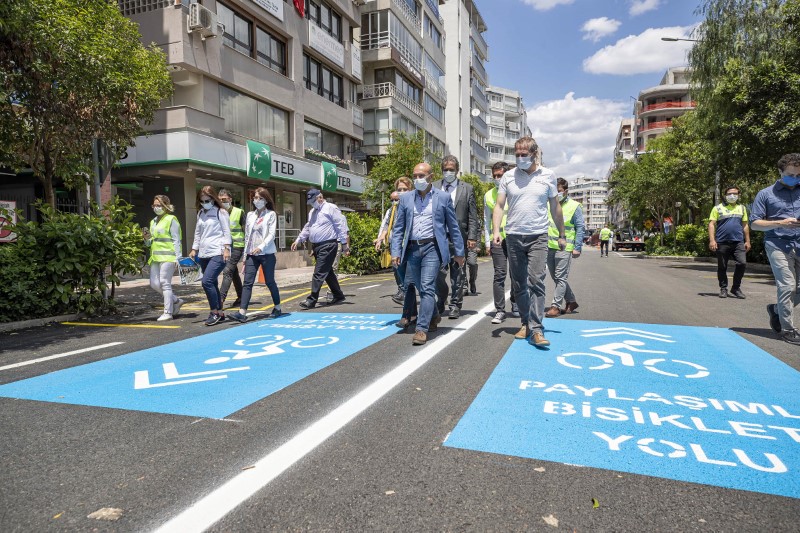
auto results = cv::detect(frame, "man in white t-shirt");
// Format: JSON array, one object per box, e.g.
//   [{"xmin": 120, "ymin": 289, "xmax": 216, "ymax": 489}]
[{"xmin": 492, "ymin": 136, "xmax": 566, "ymax": 348}]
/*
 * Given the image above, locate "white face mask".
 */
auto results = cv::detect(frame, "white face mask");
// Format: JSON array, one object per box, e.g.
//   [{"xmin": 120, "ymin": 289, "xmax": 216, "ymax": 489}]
[
  {"xmin": 221, "ymin": 202, "xmax": 232, "ymax": 210},
  {"xmin": 516, "ymin": 156, "xmax": 533, "ymax": 170},
  {"xmin": 443, "ymin": 170, "xmax": 457, "ymax": 183},
  {"xmin": 557, "ymin": 192, "xmax": 565, "ymax": 202},
  {"xmin": 253, "ymin": 198, "xmax": 266, "ymax": 210},
  {"xmin": 414, "ymin": 177, "xmax": 429, "ymax": 191},
  {"xmin": 153, "ymin": 206, "xmax": 164, "ymax": 216},
  {"xmin": 726, "ymin": 194, "xmax": 738, "ymax": 204},
  {"xmin": 201, "ymin": 200, "xmax": 214, "ymax": 210},
  {"xmin": 493, "ymin": 178, "xmax": 502, "ymax": 188}
]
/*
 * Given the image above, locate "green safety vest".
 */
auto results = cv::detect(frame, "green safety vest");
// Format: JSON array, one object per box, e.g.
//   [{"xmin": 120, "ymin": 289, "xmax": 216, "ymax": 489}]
[
  {"xmin": 149, "ymin": 214, "xmax": 181, "ymax": 265},
  {"xmin": 600, "ymin": 228, "xmax": 612, "ymax": 240},
  {"xmin": 485, "ymin": 188, "xmax": 508, "ymax": 239},
  {"xmin": 548, "ymin": 198, "xmax": 580, "ymax": 251},
  {"xmin": 229, "ymin": 206, "xmax": 245, "ymax": 249},
  {"xmin": 713, "ymin": 203, "xmax": 746, "ymax": 221}
]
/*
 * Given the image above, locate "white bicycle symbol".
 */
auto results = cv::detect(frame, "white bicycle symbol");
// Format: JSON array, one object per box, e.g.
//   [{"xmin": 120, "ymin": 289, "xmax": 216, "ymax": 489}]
[
  {"xmin": 556, "ymin": 340, "xmax": 710, "ymax": 379},
  {"xmin": 204, "ymin": 334, "xmax": 339, "ymax": 365}
]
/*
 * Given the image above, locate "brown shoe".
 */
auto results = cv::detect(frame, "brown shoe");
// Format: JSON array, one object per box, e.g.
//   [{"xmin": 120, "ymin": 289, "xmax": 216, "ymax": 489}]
[
  {"xmin": 564, "ymin": 301, "xmax": 579, "ymax": 314},
  {"xmin": 530, "ymin": 332, "xmax": 551, "ymax": 347},
  {"xmin": 396, "ymin": 316, "xmax": 417, "ymax": 329},
  {"xmin": 515, "ymin": 324, "xmax": 529, "ymax": 339},
  {"xmin": 429, "ymin": 315, "xmax": 441, "ymax": 332},
  {"xmin": 412, "ymin": 330, "xmax": 427, "ymax": 345},
  {"xmin": 545, "ymin": 305, "xmax": 561, "ymax": 318}
]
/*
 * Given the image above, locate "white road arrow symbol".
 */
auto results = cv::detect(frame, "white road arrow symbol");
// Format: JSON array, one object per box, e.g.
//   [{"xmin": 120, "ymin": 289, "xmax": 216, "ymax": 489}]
[
  {"xmin": 580, "ymin": 327, "xmax": 675, "ymax": 343},
  {"xmin": 134, "ymin": 363, "xmax": 250, "ymax": 389}
]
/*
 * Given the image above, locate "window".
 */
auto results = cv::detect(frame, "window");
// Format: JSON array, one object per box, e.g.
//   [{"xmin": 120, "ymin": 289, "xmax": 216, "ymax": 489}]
[
  {"xmin": 303, "ymin": 55, "xmax": 344, "ymax": 107},
  {"xmin": 402, "ymin": 0, "xmax": 420, "ymax": 17},
  {"xmin": 390, "ymin": 15, "xmax": 423, "ymax": 66},
  {"xmin": 361, "ymin": 11, "xmax": 389, "ymax": 48},
  {"xmin": 426, "ymin": 133, "xmax": 444, "ymax": 157},
  {"xmin": 392, "ymin": 112, "xmax": 419, "ymax": 135},
  {"xmin": 256, "ymin": 28, "xmax": 286, "ymax": 75},
  {"xmin": 424, "ymin": 94, "xmax": 443, "ymax": 123},
  {"xmin": 220, "ymin": 86, "xmax": 289, "ymax": 149},
  {"xmin": 307, "ymin": 0, "xmax": 342, "ymax": 42},
  {"xmin": 395, "ymin": 71, "xmax": 420, "ymax": 103},
  {"xmin": 424, "ymin": 53, "xmax": 445, "ymax": 89},
  {"xmin": 424, "ymin": 15, "xmax": 442, "ymax": 50},
  {"xmin": 217, "ymin": 2, "xmax": 252, "ymax": 55},
  {"xmin": 363, "ymin": 109, "xmax": 391, "ymax": 146},
  {"xmin": 304, "ymin": 122, "xmax": 344, "ymax": 158}
]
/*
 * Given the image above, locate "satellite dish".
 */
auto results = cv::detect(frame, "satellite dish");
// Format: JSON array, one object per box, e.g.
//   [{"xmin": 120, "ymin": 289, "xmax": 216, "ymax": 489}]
[{"xmin": 470, "ymin": 109, "xmax": 481, "ymax": 117}]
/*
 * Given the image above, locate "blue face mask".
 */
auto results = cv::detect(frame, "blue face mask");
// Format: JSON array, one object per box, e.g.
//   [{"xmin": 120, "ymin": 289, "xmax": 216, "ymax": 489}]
[{"xmin": 781, "ymin": 175, "xmax": 800, "ymax": 187}]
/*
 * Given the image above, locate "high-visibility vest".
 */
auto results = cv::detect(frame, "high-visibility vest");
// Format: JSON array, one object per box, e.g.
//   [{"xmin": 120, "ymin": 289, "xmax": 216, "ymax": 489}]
[
  {"xmin": 600, "ymin": 228, "xmax": 612, "ymax": 240},
  {"xmin": 485, "ymin": 188, "xmax": 508, "ymax": 239},
  {"xmin": 149, "ymin": 214, "xmax": 181, "ymax": 265},
  {"xmin": 229, "ymin": 206, "xmax": 245, "ymax": 249},
  {"xmin": 714, "ymin": 203, "xmax": 746, "ymax": 221},
  {"xmin": 548, "ymin": 198, "xmax": 580, "ymax": 251}
]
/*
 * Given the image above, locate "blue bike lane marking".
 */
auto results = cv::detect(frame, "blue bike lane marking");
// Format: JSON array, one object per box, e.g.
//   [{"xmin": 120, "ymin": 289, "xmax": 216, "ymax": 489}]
[
  {"xmin": 444, "ymin": 319, "xmax": 800, "ymax": 499},
  {"xmin": 0, "ymin": 314, "xmax": 398, "ymax": 418}
]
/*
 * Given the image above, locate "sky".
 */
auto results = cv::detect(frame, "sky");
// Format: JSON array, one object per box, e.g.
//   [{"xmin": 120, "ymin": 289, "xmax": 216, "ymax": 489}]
[{"xmin": 479, "ymin": 0, "xmax": 702, "ymax": 182}]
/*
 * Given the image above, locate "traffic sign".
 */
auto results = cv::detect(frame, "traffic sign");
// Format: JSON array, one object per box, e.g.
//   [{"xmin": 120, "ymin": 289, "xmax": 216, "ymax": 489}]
[
  {"xmin": 444, "ymin": 319, "xmax": 800, "ymax": 499},
  {"xmin": 0, "ymin": 314, "xmax": 398, "ymax": 418}
]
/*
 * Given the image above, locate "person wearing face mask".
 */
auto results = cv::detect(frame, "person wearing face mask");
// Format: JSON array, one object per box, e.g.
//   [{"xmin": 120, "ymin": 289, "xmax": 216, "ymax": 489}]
[
  {"xmin": 750, "ymin": 153, "xmax": 800, "ymax": 346},
  {"xmin": 291, "ymin": 189, "xmax": 350, "ymax": 309},
  {"xmin": 145, "ymin": 195, "xmax": 184, "ymax": 321},
  {"xmin": 484, "ymin": 161, "xmax": 518, "ymax": 323},
  {"xmin": 228, "ymin": 188, "xmax": 281, "ymax": 323},
  {"xmin": 391, "ymin": 162, "xmax": 465, "ymax": 345},
  {"xmin": 492, "ymin": 136, "xmax": 566, "ymax": 348},
  {"xmin": 217, "ymin": 189, "xmax": 245, "ymax": 309},
  {"xmin": 708, "ymin": 185, "xmax": 751, "ymax": 299},
  {"xmin": 433, "ymin": 155, "xmax": 478, "ymax": 319},
  {"xmin": 544, "ymin": 178, "xmax": 584, "ymax": 318},
  {"xmin": 190, "ymin": 186, "xmax": 232, "ymax": 326},
  {"xmin": 375, "ymin": 177, "xmax": 413, "ymax": 305}
]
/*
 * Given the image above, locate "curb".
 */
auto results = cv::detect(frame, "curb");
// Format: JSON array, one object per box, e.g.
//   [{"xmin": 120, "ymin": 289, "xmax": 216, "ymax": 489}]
[
  {"xmin": 0, "ymin": 313, "xmax": 85, "ymax": 334},
  {"xmin": 638, "ymin": 255, "xmax": 774, "ymax": 274}
]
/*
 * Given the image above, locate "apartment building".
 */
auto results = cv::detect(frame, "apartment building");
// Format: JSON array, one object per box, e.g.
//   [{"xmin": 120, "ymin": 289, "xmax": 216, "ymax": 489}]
[
  {"xmin": 485, "ymin": 86, "xmax": 531, "ymax": 174},
  {"xmin": 114, "ymin": 0, "xmax": 366, "ymax": 253},
  {"xmin": 568, "ymin": 177, "xmax": 609, "ymax": 231},
  {"xmin": 440, "ymin": 0, "xmax": 489, "ymax": 179},
  {"xmin": 358, "ymin": 0, "xmax": 448, "ymax": 162},
  {"xmin": 633, "ymin": 66, "xmax": 694, "ymax": 153},
  {"xmin": 615, "ymin": 118, "xmax": 635, "ymax": 162}
]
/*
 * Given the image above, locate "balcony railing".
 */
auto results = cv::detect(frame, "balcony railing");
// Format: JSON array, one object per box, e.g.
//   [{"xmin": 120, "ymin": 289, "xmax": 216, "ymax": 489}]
[
  {"xmin": 118, "ymin": 0, "xmax": 176, "ymax": 15},
  {"xmin": 470, "ymin": 24, "xmax": 489, "ymax": 60},
  {"xmin": 471, "ymin": 139, "xmax": 489, "ymax": 161},
  {"xmin": 470, "ymin": 54, "xmax": 487, "ymax": 84},
  {"xmin": 362, "ymin": 31, "xmax": 423, "ymax": 75},
  {"xmin": 642, "ymin": 101, "xmax": 696, "ymax": 112},
  {"xmin": 640, "ymin": 120, "xmax": 673, "ymax": 132},
  {"xmin": 424, "ymin": 0, "xmax": 445, "ymax": 26},
  {"xmin": 392, "ymin": 0, "xmax": 421, "ymax": 33},
  {"xmin": 472, "ymin": 83, "xmax": 488, "ymax": 110},
  {"xmin": 361, "ymin": 82, "xmax": 424, "ymax": 117}
]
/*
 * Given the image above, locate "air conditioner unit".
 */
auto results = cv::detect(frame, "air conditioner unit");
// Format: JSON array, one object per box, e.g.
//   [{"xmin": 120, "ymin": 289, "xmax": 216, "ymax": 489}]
[{"xmin": 188, "ymin": 3, "xmax": 220, "ymax": 39}]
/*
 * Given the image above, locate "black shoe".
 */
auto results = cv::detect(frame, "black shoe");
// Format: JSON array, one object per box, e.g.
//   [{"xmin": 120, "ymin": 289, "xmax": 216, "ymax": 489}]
[
  {"xmin": 269, "ymin": 307, "xmax": 282, "ymax": 319},
  {"xmin": 719, "ymin": 288, "xmax": 728, "ymax": 298},
  {"xmin": 448, "ymin": 307, "xmax": 460, "ymax": 319},
  {"xmin": 767, "ymin": 304, "xmax": 782, "ymax": 333},
  {"xmin": 231, "ymin": 298, "xmax": 241, "ymax": 308},
  {"xmin": 204, "ymin": 313, "xmax": 222, "ymax": 326},
  {"xmin": 469, "ymin": 282, "xmax": 477, "ymax": 295},
  {"xmin": 780, "ymin": 330, "xmax": 800, "ymax": 346},
  {"xmin": 730, "ymin": 289, "xmax": 746, "ymax": 299},
  {"xmin": 391, "ymin": 289, "xmax": 404, "ymax": 305},
  {"xmin": 328, "ymin": 295, "xmax": 346, "ymax": 305},
  {"xmin": 228, "ymin": 311, "xmax": 247, "ymax": 323},
  {"xmin": 299, "ymin": 298, "xmax": 316, "ymax": 309}
]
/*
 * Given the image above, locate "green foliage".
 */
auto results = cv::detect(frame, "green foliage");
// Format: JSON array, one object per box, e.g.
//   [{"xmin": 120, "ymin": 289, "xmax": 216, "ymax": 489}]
[
  {"xmin": 0, "ymin": 0, "xmax": 173, "ymax": 206},
  {"xmin": 0, "ymin": 199, "xmax": 145, "ymax": 322},
  {"xmin": 338, "ymin": 212, "xmax": 383, "ymax": 275}
]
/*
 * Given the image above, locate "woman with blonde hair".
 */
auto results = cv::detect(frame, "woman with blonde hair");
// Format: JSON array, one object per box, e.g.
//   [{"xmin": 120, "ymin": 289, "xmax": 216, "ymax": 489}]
[
  {"xmin": 145, "ymin": 195, "xmax": 184, "ymax": 321},
  {"xmin": 190, "ymin": 185, "xmax": 231, "ymax": 326}
]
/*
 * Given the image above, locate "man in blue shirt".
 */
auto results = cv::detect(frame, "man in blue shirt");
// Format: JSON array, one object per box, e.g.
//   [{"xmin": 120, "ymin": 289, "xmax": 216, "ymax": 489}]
[
  {"xmin": 392, "ymin": 162, "xmax": 465, "ymax": 346},
  {"xmin": 750, "ymin": 153, "xmax": 800, "ymax": 346}
]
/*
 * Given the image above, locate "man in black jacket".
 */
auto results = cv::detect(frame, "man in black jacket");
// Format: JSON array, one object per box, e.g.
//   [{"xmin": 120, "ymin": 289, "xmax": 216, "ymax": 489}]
[{"xmin": 434, "ymin": 155, "xmax": 479, "ymax": 319}]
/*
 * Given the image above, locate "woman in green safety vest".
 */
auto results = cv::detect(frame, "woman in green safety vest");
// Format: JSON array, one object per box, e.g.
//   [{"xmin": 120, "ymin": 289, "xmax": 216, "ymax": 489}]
[
  {"xmin": 144, "ymin": 195, "xmax": 184, "ymax": 321},
  {"xmin": 218, "ymin": 189, "xmax": 245, "ymax": 308}
]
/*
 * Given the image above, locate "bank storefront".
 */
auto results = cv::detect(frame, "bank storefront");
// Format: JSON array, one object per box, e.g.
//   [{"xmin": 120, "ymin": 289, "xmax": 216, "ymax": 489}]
[{"xmin": 111, "ymin": 131, "xmax": 366, "ymax": 255}]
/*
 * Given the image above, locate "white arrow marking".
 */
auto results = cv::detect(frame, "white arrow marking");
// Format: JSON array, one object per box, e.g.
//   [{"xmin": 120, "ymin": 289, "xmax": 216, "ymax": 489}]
[
  {"xmin": 134, "ymin": 363, "xmax": 250, "ymax": 389},
  {"xmin": 580, "ymin": 327, "xmax": 675, "ymax": 343}
]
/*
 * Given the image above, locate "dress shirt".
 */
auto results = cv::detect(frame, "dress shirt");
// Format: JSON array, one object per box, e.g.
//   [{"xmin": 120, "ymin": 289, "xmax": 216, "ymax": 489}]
[
  {"xmin": 192, "ymin": 206, "xmax": 231, "ymax": 258},
  {"xmin": 411, "ymin": 191, "xmax": 435, "ymax": 241},
  {"xmin": 297, "ymin": 200, "xmax": 349, "ymax": 244},
  {"xmin": 443, "ymin": 179, "xmax": 458, "ymax": 205},
  {"xmin": 750, "ymin": 180, "xmax": 800, "ymax": 252}
]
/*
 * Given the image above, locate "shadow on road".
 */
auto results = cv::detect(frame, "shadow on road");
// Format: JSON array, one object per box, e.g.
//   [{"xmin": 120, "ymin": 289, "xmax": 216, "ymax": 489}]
[{"xmin": 730, "ymin": 326, "xmax": 782, "ymax": 342}]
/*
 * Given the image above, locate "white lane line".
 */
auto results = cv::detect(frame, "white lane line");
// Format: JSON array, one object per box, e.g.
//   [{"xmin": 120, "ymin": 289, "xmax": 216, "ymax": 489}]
[
  {"xmin": 0, "ymin": 342, "xmax": 125, "ymax": 372},
  {"xmin": 358, "ymin": 284, "xmax": 381, "ymax": 290},
  {"xmin": 154, "ymin": 298, "xmax": 498, "ymax": 533}
]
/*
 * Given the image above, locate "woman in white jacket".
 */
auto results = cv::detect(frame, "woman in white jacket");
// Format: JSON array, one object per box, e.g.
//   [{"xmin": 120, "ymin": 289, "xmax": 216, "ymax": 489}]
[
  {"xmin": 190, "ymin": 185, "xmax": 231, "ymax": 326},
  {"xmin": 229, "ymin": 187, "xmax": 282, "ymax": 322}
]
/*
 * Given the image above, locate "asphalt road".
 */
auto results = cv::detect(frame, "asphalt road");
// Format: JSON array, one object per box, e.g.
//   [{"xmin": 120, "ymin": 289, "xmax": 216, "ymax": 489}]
[{"xmin": 1, "ymin": 248, "xmax": 798, "ymax": 532}]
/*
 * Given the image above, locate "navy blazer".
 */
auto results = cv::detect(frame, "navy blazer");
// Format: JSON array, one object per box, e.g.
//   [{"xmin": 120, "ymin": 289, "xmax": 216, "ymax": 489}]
[{"xmin": 390, "ymin": 187, "xmax": 465, "ymax": 265}]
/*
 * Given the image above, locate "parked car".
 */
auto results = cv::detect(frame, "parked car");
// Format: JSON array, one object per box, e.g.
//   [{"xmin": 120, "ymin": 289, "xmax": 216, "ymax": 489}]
[{"xmin": 613, "ymin": 229, "xmax": 645, "ymax": 252}]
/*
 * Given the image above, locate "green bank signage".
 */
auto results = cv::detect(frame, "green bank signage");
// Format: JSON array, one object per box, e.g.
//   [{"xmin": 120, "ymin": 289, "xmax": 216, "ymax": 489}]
[
  {"xmin": 321, "ymin": 161, "xmax": 338, "ymax": 192},
  {"xmin": 247, "ymin": 140, "xmax": 272, "ymax": 179}
]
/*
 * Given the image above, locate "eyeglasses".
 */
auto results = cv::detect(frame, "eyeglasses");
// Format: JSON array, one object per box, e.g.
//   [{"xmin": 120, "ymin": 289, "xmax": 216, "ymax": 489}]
[{"xmin": 412, "ymin": 173, "xmax": 430, "ymax": 179}]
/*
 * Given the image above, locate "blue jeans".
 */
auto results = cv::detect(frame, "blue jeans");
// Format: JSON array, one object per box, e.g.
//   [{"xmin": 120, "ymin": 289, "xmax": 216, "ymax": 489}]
[
  {"xmin": 240, "ymin": 254, "xmax": 281, "ymax": 310},
  {"xmin": 403, "ymin": 242, "xmax": 442, "ymax": 332},
  {"xmin": 197, "ymin": 255, "xmax": 226, "ymax": 311},
  {"xmin": 506, "ymin": 233, "xmax": 549, "ymax": 334}
]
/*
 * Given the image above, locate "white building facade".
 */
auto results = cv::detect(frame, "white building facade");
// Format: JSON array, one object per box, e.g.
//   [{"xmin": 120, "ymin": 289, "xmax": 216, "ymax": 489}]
[
  {"xmin": 485, "ymin": 85, "xmax": 530, "ymax": 175},
  {"xmin": 568, "ymin": 177, "xmax": 609, "ymax": 231}
]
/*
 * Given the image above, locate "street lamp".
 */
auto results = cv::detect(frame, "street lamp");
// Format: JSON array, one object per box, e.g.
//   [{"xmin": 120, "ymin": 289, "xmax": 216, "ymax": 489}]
[{"xmin": 675, "ymin": 201, "xmax": 682, "ymax": 248}]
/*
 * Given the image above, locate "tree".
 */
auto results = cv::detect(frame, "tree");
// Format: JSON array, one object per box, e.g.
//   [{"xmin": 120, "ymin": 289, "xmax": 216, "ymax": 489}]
[
  {"xmin": 0, "ymin": 0, "xmax": 173, "ymax": 206},
  {"xmin": 362, "ymin": 130, "xmax": 442, "ymax": 210}
]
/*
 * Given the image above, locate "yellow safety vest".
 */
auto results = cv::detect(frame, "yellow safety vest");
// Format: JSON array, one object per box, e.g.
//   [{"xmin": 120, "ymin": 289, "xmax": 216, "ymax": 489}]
[
  {"xmin": 548, "ymin": 198, "xmax": 580, "ymax": 251},
  {"xmin": 229, "ymin": 206, "xmax": 245, "ymax": 249},
  {"xmin": 485, "ymin": 188, "xmax": 508, "ymax": 239},
  {"xmin": 600, "ymin": 228, "xmax": 612, "ymax": 240},
  {"xmin": 149, "ymin": 214, "xmax": 181, "ymax": 264}
]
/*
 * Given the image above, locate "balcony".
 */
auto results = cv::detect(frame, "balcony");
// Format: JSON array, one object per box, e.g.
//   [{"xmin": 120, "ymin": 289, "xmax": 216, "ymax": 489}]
[
  {"xmin": 424, "ymin": 0, "xmax": 445, "ymax": 26},
  {"xmin": 642, "ymin": 101, "xmax": 696, "ymax": 112},
  {"xmin": 640, "ymin": 120, "xmax": 673, "ymax": 132},
  {"xmin": 361, "ymin": 82, "xmax": 423, "ymax": 118},
  {"xmin": 472, "ymin": 113, "xmax": 488, "ymax": 137},
  {"xmin": 472, "ymin": 83, "xmax": 488, "ymax": 111},
  {"xmin": 362, "ymin": 31, "xmax": 424, "ymax": 76},
  {"xmin": 424, "ymin": 69, "xmax": 447, "ymax": 102},
  {"xmin": 471, "ymin": 139, "xmax": 489, "ymax": 162},
  {"xmin": 470, "ymin": 54, "xmax": 487, "ymax": 85},
  {"xmin": 391, "ymin": 0, "xmax": 421, "ymax": 33},
  {"xmin": 470, "ymin": 24, "xmax": 489, "ymax": 61}
]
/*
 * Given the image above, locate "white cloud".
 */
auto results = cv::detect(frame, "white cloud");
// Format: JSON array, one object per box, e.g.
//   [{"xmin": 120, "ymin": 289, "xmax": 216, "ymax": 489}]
[
  {"xmin": 527, "ymin": 92, "xmax": 628, "ymax": 181},
  {"xmin": 520, "ymin": 0, "xmax": 575, "ymax": 11},
  {"xmin": 629, "ymin": 0, "xmax": 661, "ymax": 16},
  {"xmin": 583, "ymin": 26, "xmax": 695, "ymax": 75},
  {"xmin": 581, "ymin": 17, "xmax": 622, "ymax": 42}
]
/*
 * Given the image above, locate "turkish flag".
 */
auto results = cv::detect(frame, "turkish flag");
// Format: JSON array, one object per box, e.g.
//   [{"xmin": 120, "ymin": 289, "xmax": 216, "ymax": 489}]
[{"xmin": 293, "ymin": 0, "xmax": 305, "ymax": 17}]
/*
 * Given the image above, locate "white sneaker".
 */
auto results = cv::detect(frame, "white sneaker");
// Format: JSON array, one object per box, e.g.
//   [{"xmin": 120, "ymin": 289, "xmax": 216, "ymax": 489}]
[
  {"xmin": 173, "ymin": 299, "xmax": 185, "ymax": 316},
  {"xmin": 491, "ymin": 311, "xmax": 506, "ymax": 324},
  {"xmin": 157, "ymin": 313, "xmax": 173, "ymax": 321}
]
